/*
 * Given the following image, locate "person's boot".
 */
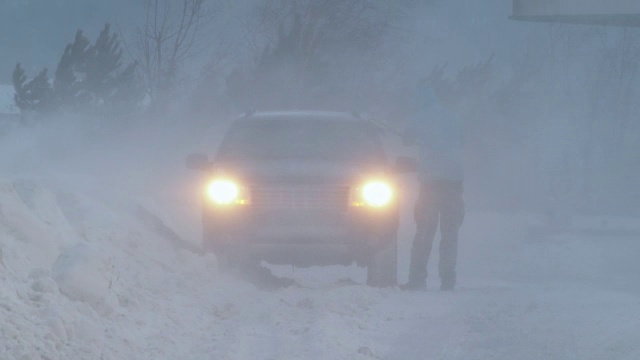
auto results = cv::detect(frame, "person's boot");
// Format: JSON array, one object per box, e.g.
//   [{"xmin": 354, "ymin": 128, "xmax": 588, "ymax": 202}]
[
  {"xmin": 439, "ymin": 276, "xmax": 455, "ymax": 291},
  {"xmin": 400, "ymin": 277, "xmax": 427, "ymax": 291}
]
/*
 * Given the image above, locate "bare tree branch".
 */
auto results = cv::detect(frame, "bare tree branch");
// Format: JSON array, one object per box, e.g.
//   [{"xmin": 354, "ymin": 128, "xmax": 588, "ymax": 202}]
[{"xmin": 130, "ymin": 0, "xmax": 218, "ymax": 109}]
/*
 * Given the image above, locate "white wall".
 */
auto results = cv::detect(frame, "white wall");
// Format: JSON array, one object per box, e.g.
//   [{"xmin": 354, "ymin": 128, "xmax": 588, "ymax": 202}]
[
  {"xmin": 513, "ymin": 0, "xmax": 640, "ymax": 16},
  {"xmin": 0, "ymin": 85, "xmax": 19, "ymax": 116}
]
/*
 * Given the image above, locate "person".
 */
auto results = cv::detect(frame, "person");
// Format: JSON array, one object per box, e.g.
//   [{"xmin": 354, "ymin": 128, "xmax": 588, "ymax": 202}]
[{"xmin": 402, "ymin": 79, "xmax": 464, "ymax": 291}]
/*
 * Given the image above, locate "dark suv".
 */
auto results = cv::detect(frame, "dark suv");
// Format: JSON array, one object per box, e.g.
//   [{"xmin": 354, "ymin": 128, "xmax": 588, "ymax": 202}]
[{"xmin": 187, "ymin": 111, "xmax": 414, "ymax": 286}]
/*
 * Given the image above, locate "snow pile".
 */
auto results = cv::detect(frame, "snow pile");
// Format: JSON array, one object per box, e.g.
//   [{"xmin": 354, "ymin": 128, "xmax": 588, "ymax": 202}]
[
  {"xmin": 0, "ymin": 179, "xmax": 128, "ymax": 319},
  {"xmin": 0, "ymin": 177, "xmax": 213, "ymax": 359},
  {"xmin": 52, "ymin": 242, "xmax": 119, "ymax": 316},
  {"xmin": 0, "ymin": 181, "xmax": 78, "ymax": 273},
  {"xmin": 0, "ymin": 180, "xmax": 87, "ymax": 358}
]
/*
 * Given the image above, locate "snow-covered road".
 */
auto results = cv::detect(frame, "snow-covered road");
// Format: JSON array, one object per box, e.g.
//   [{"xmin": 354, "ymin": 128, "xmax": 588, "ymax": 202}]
[{"xmin": 2, "ymin": 176, "xmax": 639, "ymax": 360}]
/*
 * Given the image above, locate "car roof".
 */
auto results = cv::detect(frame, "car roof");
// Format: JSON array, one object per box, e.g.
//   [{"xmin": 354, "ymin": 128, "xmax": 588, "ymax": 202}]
[{"xmin": 237, "ymin": 110, "xmax": 367, "ymax": 123}]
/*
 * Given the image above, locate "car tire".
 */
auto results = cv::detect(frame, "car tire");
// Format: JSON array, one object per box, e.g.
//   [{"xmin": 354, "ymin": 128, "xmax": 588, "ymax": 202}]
[
  {"xmin": 205, "ymin": 242, "xmax": 256, "ymax": 274},
  {"xmin": 366, "ymin": 232, "xmax": 398, "ymax": 287}
]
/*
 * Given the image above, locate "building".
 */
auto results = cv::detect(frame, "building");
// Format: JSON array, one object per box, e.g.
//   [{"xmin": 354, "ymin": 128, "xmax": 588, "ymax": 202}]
[
  {"xmin": 511, "ymin": 0, "xmax": 640, "ymax": 27},
  {"xmin": 0, "ymin": 85, "xmax": 20, "ymax": 122}
]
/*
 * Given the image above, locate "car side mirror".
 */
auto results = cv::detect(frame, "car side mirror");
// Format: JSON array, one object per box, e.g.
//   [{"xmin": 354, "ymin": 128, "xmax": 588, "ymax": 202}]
[
  {"xmin": 185, "ymin": 153, "xmax": 211, "ymax": 171},
  {"xmin": 394, "ymin": 156, "xmax": 417, "ymax": 174}
]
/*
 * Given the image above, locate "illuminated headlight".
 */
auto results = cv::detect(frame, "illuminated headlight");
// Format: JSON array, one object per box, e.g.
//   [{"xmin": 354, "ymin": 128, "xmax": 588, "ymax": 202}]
[
  {"xmin": 353, "ymin": 180, "xmax": 394, "ymax": 207},
  {"xmin": 206, "ymin": 180, "xmax": 249, "ymax": 205}
]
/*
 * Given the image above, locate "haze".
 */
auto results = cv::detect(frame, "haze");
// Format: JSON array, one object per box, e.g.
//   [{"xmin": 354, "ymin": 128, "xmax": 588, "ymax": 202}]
[{"xmin": 1, "ymin": 1, "xmax": 639, "ymax": 359}]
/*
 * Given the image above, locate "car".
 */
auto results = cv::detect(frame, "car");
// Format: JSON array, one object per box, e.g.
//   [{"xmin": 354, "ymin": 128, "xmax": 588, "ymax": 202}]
[{"xmin": 186, "ymin": 111, "xmax": 416, "ymax": 287}]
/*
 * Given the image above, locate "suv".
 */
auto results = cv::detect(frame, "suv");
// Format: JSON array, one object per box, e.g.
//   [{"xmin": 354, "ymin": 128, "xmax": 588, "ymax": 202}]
[{"xmin": 186, "ymin": 111, "xmax": 414, "ymax": 286}]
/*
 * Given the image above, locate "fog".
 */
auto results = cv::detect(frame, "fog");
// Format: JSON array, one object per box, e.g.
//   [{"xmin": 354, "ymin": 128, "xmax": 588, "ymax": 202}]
[{"xmin": 1, "ymin": 1, "xmax": 639, "ymax": 359}]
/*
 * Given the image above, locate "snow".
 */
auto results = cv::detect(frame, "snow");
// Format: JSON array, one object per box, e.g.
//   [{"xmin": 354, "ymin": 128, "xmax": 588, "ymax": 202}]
[{"xmin": 1, "ymin": 123, "xmax": 640, "ymax": 359}]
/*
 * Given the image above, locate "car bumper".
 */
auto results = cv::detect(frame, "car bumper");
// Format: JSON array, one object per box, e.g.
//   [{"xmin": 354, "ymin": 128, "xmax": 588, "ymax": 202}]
[{"xmin": 203, "ymin": 206, "xmax": 398, "ymax": 266}]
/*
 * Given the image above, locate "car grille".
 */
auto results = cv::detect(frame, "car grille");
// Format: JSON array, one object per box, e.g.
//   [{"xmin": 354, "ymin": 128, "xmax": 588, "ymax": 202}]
[{"xmin": 251, "ymin": 185, "xmax": 350, "ymax": 210}]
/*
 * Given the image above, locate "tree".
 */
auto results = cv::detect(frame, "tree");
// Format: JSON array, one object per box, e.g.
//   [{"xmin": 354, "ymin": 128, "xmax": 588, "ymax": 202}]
[
  {"xmin": 12, "ymin": 64, "xmax": 53, "ymax": 114},
  {"xmin": 132, "ymin": 0, "xmax": 215, "ymax": 111},
  {"xmin": 13, "ymin": 23, "xmax": 142, "ymax": 118},
  {"xmin": 55, "ymin": 24, "xmax": 141, "ymax": 116},
  {"xmin": 226, "ymin": 0, "xmax": 395, "ymax": 111},
  {"xmin": 226, "ymin": 12, "xmax": 320, "ymax": 110}
]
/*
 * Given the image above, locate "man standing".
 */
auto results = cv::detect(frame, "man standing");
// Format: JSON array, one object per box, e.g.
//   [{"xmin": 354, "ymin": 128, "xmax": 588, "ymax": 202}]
[{"xmin": 402, "ymin": 80, "xmax": 464, "ymax": 291}]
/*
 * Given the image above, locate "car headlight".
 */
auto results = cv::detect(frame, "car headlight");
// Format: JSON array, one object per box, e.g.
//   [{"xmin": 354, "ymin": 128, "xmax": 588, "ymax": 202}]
[
  {"xmin": 353, "ymin": 180, "xmax": 394, "ymax": 207},
  {"xmin": 206, "ymin": 180, "xmax": 249, "ymax": 205}
]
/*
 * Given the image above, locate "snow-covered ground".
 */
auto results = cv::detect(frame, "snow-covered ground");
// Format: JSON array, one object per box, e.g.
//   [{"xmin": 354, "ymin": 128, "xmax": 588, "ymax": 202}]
[{"xmin": 2, "ymin": 121, "xmax": 640, "ymax": 360}]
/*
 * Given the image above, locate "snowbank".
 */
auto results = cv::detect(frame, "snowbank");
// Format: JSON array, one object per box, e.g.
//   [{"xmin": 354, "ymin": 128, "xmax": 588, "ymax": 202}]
[
  {"xmin": 0, "ymin": 180, "xmax": 77, "ymax": 274},
  {"xmin": 0, "ymin": 177, "xmax": 212, "ymax": 359},
  {"xmin": 52, "ymin": 242, "xmax": 119, "ymax": 316}
]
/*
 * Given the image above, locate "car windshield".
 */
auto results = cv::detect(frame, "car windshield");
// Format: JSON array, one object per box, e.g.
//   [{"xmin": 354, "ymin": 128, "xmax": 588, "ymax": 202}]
[{"xmin": 216, "ymin": 118, "xmax": 385, "ymax": 162}]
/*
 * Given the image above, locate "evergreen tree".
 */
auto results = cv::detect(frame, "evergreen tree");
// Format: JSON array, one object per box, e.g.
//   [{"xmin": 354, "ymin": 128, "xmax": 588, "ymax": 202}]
[
  {"xmin": 12, "ymin": 63, "xmax": 53, "ymax": 113},
  {"xmin": 225, "ymin": 0, "xmax": 390, "ymax": 111},
  {"xmin": 54, "ymin": 29, "xmax": 91, "ymax": 109},
  {"xmin": 54, "ymin": 23, "xmax": 141, "ymax": 116},
  {"xmin": 13, "ymin": 23, "xmax": 142, "ymax": 118},
  {"xmin": 89, "ymin": 25, "xmax": 141, "ymax": 116},
  {"xmin": 226, "ymin": 13, "xmax": 327, "ymax": 110}
]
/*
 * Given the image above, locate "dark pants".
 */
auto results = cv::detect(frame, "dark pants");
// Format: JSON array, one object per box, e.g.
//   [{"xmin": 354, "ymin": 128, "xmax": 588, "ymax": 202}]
[{"xmin": 408, "ymin": 181, "xmax": 464, "ymax": 287}]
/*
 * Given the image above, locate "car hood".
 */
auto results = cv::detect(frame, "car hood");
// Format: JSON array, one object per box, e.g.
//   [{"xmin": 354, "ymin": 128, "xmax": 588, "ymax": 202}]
[{"xmin": 212, "ymin": 159, "xmax": 388, "ymax": 184}]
